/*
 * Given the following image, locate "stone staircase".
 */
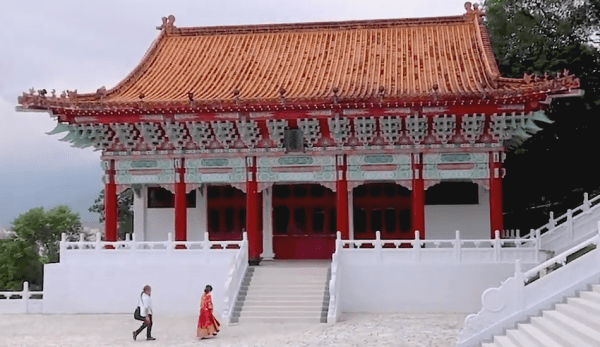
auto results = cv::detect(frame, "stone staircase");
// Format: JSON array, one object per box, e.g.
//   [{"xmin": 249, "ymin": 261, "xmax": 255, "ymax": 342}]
[
  {"xmin": 483, "ymin": 283, "xmax": 600, "ymax": 347},
  {"xmin": 231, "ymin": 260, "xmax": 330, "ymax": 324}
]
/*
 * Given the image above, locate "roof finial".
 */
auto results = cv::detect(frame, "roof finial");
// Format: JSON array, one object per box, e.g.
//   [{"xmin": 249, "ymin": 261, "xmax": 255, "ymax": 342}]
[
  {"xmin": 464, "ymin": 2, "xmax": 485, "ymax": 19},
  {"xmin": 156, "ymin": 15, "xmax": 176, "ymax": 33}
]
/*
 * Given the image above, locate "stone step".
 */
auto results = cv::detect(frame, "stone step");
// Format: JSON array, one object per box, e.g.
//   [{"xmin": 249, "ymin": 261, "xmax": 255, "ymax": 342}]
[
  {"xmin": 554, "ymin": 302, "xmax": 600, "ymax": 331},
  {"xmin": 568, "ymin": 297, "xmax": 600, "ymax": 317},
  {"xmin": 491, "ymin": 335, "xmax": 519, "ymax": 347},
  {"xmin": 238, "ymin": 311, "xmax": 323, "ymax": 319},
  {"xmin": 532, "ymin": 315, "xmax": 595, "ymax": 347},
  {"xmin": 241, "ymin": 300, "xmax": 324, "ymax": 308},
  {"xmin": 241, "ymin": 292, "xmax": 324, "ymax": 299},
  {"xmin": 579, "ymin": 291, "xmax": 600, "ymax": 304},
  {"xmin": 238, "ymin": 306, "xmax": 325, "ymax": 313},
  {"xmin": 242, "ymin": 289, "xmax": 325, "ymax": 296},
  {"xmin": 518, "ymin": 323, "xmax": 562, "ymax": 347},
  {"xmin": 506, "ymin": 328, "xmax": 539, "ymax": 346},
  {"xmin": 237, "ymin": 316, "xmax": 321, "ymax": 323},
  {"xmin": 544, "ymin": 309, "xmax": 600, "ymax": 345}
]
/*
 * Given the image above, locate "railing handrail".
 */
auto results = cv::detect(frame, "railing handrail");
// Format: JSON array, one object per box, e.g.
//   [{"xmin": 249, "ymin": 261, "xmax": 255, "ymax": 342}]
[
  {"xmin": 61, "ymin": 232, "xmax": 245, "ymax": 250},
  {"xmin": 524, "ymin": 192, "xmax": 600, "ymax": 239},
  {"xmin": 457, "ymin": 222, "xmax": 600, "ymax": 347},
  {"xmin": 327, "ymin": 231, "xmax": 343, "ymax": 324},
  {"xmin": 222, "ymin": 232, "xmax": 248, "ymax": 324},
  {"xmin": 0, "ymin": 282, "xmax": 43, "ymax": 299}
]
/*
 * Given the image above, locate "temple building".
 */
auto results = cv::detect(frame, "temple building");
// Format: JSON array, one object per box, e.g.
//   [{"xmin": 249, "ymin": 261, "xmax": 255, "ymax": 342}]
[{"xmin": 16, "ymin": 4, "xmax": 582, "ymax": 264}]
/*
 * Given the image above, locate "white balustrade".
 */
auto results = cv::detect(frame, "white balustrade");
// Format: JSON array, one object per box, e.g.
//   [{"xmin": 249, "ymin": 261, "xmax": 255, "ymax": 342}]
[
  {"xmin": 524, "ymin": 192, "xmax": 600, "ymax": 255},
  {"xmin": 327, "ymin": 231, "xmax": 343, "ymax": 324},
  {"xmin": 336, "ymin": 229, "xmax": 540, "ymax": 264},
  {"xmin": 457, "ymin": 223, "xmax": 600, "ymax": 347},
  {"xmin": 0, "ymin": 282, "xmax": 43, "ymax": 314},
  {"xmin": 222, "ymin": 232, "xmax": 248, "ymax": 324}
]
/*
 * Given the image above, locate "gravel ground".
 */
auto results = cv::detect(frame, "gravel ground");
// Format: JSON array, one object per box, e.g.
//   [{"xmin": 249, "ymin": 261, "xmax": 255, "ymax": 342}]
[{"xmin": 0, "ymin": 312, "xmax": 467, "ymax": 346}]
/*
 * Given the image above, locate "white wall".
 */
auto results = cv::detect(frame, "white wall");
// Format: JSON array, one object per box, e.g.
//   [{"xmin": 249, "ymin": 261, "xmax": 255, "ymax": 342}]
[
  {"xmin": 140, "ymin": 188, "xmax": 204, "ymax": 241},
  {"xmin": 42, "ymin": 253, "xmax": 234, "ymax": 316},
  {"xmin": 340, "ymin": 261, "xmax": 536, "ymax": 313},
  {"xmin": 425, "ymin": 186, "xmax": 491, "ymax": 240}
]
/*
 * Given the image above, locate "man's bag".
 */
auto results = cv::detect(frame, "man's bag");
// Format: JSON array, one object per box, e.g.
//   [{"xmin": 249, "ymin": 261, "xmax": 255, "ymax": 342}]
[{"xmin": 134, "ymin": 306, "xmax": 143, "ymax": 320}]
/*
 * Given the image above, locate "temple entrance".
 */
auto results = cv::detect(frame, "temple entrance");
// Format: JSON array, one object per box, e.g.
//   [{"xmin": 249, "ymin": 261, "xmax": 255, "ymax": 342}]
[
  {"xmin": 353, "ymin": 183, "xmax": 412, "ymax": 244},
  {"xmin": 272, "ymin": 184, "xmax": 336, "ymax": 259},
  {"xmin": 206, "ymin": 185, "xmax": 248, "ymax": 242}
]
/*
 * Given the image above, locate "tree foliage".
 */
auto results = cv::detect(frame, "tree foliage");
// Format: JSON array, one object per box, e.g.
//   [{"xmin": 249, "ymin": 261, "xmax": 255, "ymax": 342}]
[
  {"xmin": 88, "ymin": 188, "xmax": 134, "ymax": 239},
  {"xmin": 11, "ymin": 205, "xmax": 82, "ymax": 263},
  {"xmin": 484, "ymin": 0, "xmax": 600, "ymax": 230},
  {"xmin": 0, "ymin": 239, "xmax": 43, "ymax": 291}
]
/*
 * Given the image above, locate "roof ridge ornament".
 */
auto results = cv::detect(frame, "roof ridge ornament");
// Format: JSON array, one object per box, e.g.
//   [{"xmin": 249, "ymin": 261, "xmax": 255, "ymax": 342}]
[
  {"xmin": 464, "ymin": 2, "xmax": 485, "ymax": 19},
  {"xmin": 156, "ymin": 15, "xmax": 176, "ymax": 34}
]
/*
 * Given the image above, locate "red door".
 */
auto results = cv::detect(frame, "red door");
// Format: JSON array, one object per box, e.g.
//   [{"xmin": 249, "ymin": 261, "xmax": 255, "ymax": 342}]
[
  {"xmin": 272, "ymin": 184, "xmax": 336, "ymax": 259},
  {"xmin": 207, "ymin": 185, "xmax": 247, "ymax": 242},
  {"xmin": 353, "ymin": 183, "xmax": 412, "ymax": 247}
]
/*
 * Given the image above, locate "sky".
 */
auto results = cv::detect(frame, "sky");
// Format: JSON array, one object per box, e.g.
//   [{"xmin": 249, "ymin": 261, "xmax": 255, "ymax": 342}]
[{"xmin": 0, "ymin": 0, "xmax": 469, "ymax": 228}]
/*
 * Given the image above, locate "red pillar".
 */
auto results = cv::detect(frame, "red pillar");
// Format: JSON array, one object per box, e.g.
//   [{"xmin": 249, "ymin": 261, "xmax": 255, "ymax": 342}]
[
  {"xmin": 411, "ymin": 153, "xmax": 425, "ymax": 239},
  {"xmin": 336, "ymin": 155, "xmax": 349, "ymax": 240},
  {"xmin": 104, "ymin": 160, "xmax": 118, "ymax": 245},
  {"xmin": 246, "ymin": 156, "xmax": 261, "ymax": 265},
  {"xmin": 174, "ymin": 159, "xmax": 187, "ymax": 249},
  {"xmin": 489, "ymin": 152, "xmax": 504, "ymax": 238}
]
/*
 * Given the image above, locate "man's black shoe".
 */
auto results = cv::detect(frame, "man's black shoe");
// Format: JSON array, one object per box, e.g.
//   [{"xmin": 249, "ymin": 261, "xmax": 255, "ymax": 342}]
[{"xmin": 147, "ymin": 337, "xmax": 156, "ymax": 341}]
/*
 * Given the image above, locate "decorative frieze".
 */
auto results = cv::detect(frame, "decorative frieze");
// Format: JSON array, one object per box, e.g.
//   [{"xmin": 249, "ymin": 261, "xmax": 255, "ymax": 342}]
[
  {"xmin": 328, "ymin": 115, "xmax": 351, "ymax": 146},
  {"xmin": 297, "ymin": 118, "xmax": 321, "ymax": 148},
  {"xmin": 185, "ymin": 157, "xmax": 246, "ymax": 183},
  {"xmin": 379, "ymin": 116, "xmax": 401, "ymax": 145},
  {"xmin": 461, "ymin": 114, "xmax": 485, "ymax": 143},
  {"xmin": 432, "ymin": 114, "xmax": 456, "ymax": 144},
  {"xmin": 114, "ymin": 159, "xmax": 175, "ymax": 184},
  {"xmin": 186, "ymin": 121, "xmax": 212, "ymax": 149},
  {"xmin": 112, "ymin": 123, "xmax": 139, "ymax": 150},
  {"xmin": 211, "ymin": 120, "xmax": 237, "ymax": 148},
  {"xmin": 138, "ymin": 123, "xmax": 164, "ymax": 150},
  {"xmin": 236, "ymin": 119, "xmax": 261, "ymax": 148},
  {"xmin": 347, "ymin": 154, "xmax": 412, "ymax": 182},
  {"xmin": 266, "ymin": 119, "xmax": 288, "ymax": 148},
  {"xmin": 163, "ymin": 121, "xmax": 189, "ymax": 149},
  {"xmin": 423, "ymin": 153, "xmax": 489, "ymax": 180},
  {"xmin": 354, "ymin": 117, "xmax": 377, "ymax": 146},
  {"xmin": 256, "ymin": 155, "xmax": 335, "ymax": 183},
  {"xmin": 405, "ymin": 114, "xmax": 428, "ymax": 144}
]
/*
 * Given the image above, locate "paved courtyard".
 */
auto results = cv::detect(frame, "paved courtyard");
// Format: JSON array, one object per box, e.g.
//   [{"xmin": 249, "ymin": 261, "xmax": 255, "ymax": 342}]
[{"xmin": 0, "ymin": 312, "xmax": 466, "ymax": 346}]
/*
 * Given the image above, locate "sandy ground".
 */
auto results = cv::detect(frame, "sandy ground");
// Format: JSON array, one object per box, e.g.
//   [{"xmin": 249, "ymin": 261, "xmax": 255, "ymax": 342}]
[{"xmin": 0, "ymin": 312, "xmax": 467, "ymax": 346}]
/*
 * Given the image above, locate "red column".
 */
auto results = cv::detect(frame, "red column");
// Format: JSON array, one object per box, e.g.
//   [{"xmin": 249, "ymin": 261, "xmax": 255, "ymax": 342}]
[
  {"xmin": 336, "ymin": 155, "xmax": 349, "ymax": 240},
  {"xmin": 489, "ymin": 151, "xmax": 504, "ymax": 238},
  {"xmin": 104, "ymin": 160, "xmax": 118, "ymax": 245},
  {"xmin": 411, "ymin": 153, "xmax": 425, "ymax": 239},
  {"xmin": 246, "ymin": 156, "xmax": 261, "ymax": 265},
  {"xmin": 174, "ymin": 159, "xmax": 187, "ymax": 249}
]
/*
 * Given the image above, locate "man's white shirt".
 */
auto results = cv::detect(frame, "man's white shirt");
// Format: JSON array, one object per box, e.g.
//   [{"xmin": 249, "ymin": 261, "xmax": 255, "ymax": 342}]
[{"xmin": 138, "ymin": 293, "xmax": 153, "ymax": 317}]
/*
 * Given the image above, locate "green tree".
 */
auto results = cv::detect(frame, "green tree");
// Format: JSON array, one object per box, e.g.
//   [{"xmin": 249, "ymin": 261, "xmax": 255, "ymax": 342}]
[
  {"xmin": 484, "ymin": 0, "xmax": 600, "ymax": 231},
  {"xmin": 89, "ymin": 188, "xmax": 134, "ymax": 240},
  {"xmin": 0, "ymin": 239, "xmax": 43, "ymax": 290},
  {"xmin": 11, "ymin": 205, "xmax": 82, "ymax": 263}
]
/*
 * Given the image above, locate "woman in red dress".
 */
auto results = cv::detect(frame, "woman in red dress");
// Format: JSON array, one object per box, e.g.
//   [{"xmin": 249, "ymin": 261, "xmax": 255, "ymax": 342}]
[{"xmin": 197, "ymin": 285, "xmax": 220, "ymax": 339}]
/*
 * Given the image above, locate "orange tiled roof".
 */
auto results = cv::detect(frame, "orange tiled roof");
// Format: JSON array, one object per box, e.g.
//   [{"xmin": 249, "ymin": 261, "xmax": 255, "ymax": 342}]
[{"xmin": 17, "ymin": 10, "xmax": 581, "ymax": 111}]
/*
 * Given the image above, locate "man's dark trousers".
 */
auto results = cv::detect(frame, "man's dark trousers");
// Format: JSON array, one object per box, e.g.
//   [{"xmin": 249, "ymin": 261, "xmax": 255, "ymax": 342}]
[{"xmin": 134, "ymin": 312, "xmax": 152, "ymax": 339}]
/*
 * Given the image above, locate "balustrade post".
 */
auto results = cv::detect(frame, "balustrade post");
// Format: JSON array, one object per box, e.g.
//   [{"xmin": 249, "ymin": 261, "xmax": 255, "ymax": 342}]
[
  {"xmin": 494, "ymin": 230, "xmax": 501, "ymax": 262},
  {"xmin": 455, "ymin": 230, "xmax": 461, "ymax": 263},
  {"xmin": 167, "ymin": 232, "xmax": 173, "ymax": 256},
  {"xmin": 583, "ymin": 192, "xmax": 591, "ymax": 211},
  {"xmin": 514, "ymin": 259, "xmax": 525, "ymax": 310},
  {"xmin": 567, "ymin": 209, "xmax": 574, "ymax": 241},
  {"xmin": 335, "ymin": 231, "xmax": 342, "ymax": 253},
  {"xmin": 203, "ymin": 231, "xmax": 210, "ymax": 264},
  {"xmin": 375, "ymin": 231, "xmax": 382, "ymax": 263},
  {"xmin": 413, "ymin": 230, "xmax": 421, "ymax": 262},
  {"xmin": 59, "ymin": 233, "xmax": 66, "ymax": 263},
  {"xmin": 549, "ymin": 212, "xmax": 556, "ymax": 227},
  {"xmin": 23, "ymin": 281, "xmax": 29, "ymax": 313},
  {"xmin": 78, "ymin": 233, "xmax": 84, "ymax": 250},
  {"xmin": 534, "ymin": 229, "xmax": 541, "ymax": 263},
  {"xmin": 131, "ymin": 232, "xmax": 137, "ymax": 259},
  {"xmin": 95, "ymin": 232, "xmax": 102, "ymax": 253}
]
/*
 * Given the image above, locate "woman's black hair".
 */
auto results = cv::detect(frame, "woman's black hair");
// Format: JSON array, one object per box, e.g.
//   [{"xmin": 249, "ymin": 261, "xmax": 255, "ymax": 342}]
[{"xmin": 204, "ymin": 285, "xmax": 213, "ymax": 293}]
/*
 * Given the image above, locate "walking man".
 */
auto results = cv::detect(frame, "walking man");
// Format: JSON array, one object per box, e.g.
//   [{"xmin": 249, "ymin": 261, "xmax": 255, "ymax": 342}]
[{"xmin": 133, "ymin": 285, "xmax": 156, "ymax": 341}]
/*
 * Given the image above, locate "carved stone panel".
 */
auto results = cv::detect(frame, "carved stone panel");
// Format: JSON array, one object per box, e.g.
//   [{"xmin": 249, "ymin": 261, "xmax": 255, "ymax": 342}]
[
  {"xmin": 114, "ymin": 159, "xmax": 175, "ymax": 184},
  {"xmin": 423, "ymin": 153, "xmax": 489, "ymax": 180},
  {"xmin": 347, "ymin": 154, "xmax": 412, "ymax": 182},
  {"xmin": 185, "ymin": 157, "xmax": 246, "ymax": 183},
  {"xmin": 256, "ymin": 155, "xmax": 336, "ymax": 183}
]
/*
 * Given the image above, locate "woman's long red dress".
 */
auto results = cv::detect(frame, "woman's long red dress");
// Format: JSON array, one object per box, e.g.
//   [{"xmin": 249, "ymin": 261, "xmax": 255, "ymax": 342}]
[{"xmin": 197, "ymin": 293, "xmax": 220, "ymax": 339}]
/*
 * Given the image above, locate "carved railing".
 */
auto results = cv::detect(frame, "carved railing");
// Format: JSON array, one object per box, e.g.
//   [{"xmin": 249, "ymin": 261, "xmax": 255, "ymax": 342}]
[
  {"xmin": 524, "ymin": 192, "xmax": 600, "ymax": 255},
  {"xmin": 327, "ymin": 232, "xmax": 343, "ymax": 324},
  {"xmin": 0, "ymin": 282, "xmax": 43, "ymax": 314},
  {"xmin": 59, "ymin": 232, "xmax": 244, "ymax": 264},
  {"xmin": 222, "ymin": 232, "xmax": 248, "ymax": 324},
  {"xmin": 457, "ymin": 223, "xmax": 600, "ymax": 347},
  {"xmin": 339, "ymin": 230, "xmax": 541, "ymax": 264}
]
